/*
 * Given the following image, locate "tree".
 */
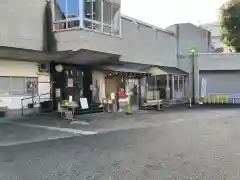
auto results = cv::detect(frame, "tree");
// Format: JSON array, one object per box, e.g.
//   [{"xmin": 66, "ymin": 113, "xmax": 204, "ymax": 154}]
[{"xmin": 220, "ymin": 0, "xmax": 240, "ymax": 52}]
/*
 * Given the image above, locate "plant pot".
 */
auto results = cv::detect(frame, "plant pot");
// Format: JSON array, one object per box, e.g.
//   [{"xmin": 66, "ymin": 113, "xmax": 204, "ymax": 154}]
[{"xmin": 27, "ymin": 103, "xmax": 34, "ymax": 108}]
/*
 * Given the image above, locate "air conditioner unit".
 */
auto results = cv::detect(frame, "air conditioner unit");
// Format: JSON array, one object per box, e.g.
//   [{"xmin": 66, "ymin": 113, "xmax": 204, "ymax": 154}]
[{"xmin": 38, "ymin": 63, "xmax": 49, "ymax": 73}]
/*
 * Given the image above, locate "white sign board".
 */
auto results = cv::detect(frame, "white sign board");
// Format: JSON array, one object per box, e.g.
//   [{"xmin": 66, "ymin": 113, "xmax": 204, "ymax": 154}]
[
  {"xmin": 80, "ymin": 98, "xmax": 89, "ymax": 109},
  {"xmin": 67, "ymin": 78, "xmax": 73, "ymax": 87}
]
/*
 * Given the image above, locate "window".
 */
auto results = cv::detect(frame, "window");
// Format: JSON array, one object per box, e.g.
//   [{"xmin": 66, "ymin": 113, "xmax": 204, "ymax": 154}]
[
  {"xmin": 54, "ymin": 0, "xmax": 80, "ymax": 30},
  {"xmin": 111, "ymin": 4, "xmax": 120, "ymax": 35},
  {"xmin": 10, "ymin": 77, "xmax": 25, "ymax": 95},
  {"xmin": 0, "ymin": 77, "xmax": 10, "ymax": 95},
  {"xmin": 0, "ymin": 77, "xmax": 37, "ymax": 96},
  {"xmin": 53, "ymin": 0, "xmax": 121, "ymax": 36},
  {"xmin": 84, "ymin": 0, "xmax": 102, "ymax": 30}
]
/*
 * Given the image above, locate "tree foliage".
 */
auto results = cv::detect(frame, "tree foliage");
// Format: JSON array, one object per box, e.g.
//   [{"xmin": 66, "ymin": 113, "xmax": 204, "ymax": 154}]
[{"xmin": 220, "ymin": 0, "xmax": 240, "ymax": 52}]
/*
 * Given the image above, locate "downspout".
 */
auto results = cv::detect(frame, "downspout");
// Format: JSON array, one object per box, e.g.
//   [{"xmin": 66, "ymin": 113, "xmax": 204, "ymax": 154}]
[{"xmin": 43, "ymin": 1, "xmax": 57, "ymax": 110}]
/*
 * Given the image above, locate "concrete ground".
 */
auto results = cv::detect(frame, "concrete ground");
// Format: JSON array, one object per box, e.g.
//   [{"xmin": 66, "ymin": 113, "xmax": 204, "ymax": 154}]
[{"xmin": 1, "ymin": 108, "xmax": 240, "ymax": 179}]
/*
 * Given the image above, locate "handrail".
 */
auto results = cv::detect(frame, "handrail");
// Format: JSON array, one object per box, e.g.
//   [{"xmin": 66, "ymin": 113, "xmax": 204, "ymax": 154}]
[
  {"xmin": 21, "ymin": 92, "xmax": 51, "ymax": 116},
  {"xmin": 20, "ymin": 92, "xmax": 51, "ymax": 101}
]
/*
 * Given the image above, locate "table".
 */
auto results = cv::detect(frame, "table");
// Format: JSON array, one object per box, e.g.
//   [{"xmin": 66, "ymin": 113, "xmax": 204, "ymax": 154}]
[{"xmin": 60, "ymin": 102, "xmax": 78, "ymax": 121}]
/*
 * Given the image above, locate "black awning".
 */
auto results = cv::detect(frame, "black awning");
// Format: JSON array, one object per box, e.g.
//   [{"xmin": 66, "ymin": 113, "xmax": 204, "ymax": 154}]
[{"xmin": 56, "ymin": 49, "xmax": 120, "ymax": 65}]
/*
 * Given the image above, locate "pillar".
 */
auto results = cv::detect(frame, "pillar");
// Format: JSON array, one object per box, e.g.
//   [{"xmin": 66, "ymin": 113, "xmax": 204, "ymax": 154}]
[
  {"xmin": 172, "ymin": 75, "xmax": 175, "ymax": 100},
  {"xmin": 166, "ymin": 75, "xmax": 170, "ymax": 100}
]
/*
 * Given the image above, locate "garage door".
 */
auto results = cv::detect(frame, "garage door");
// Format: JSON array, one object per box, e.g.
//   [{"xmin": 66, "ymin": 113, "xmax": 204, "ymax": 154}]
[{"xmin": 199, "ymin": 71, "xmax": 240, "ymax": 103}]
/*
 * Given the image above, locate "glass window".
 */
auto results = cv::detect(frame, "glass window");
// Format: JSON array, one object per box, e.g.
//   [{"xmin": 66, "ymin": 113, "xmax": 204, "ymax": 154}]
[
  {"xmin": 111, "ymin": 5, "xmax": 120, "ymax": 35},
  {"xmin": 84, "ymin": 0, "xmax": 102, "ymax": 30},
  {"xmin": 93, "ymin": 0, "xmax": 101, "ymax": 22},
  {"xmin": 0, "ymin": 77, "xmax": 10, "ymax": 95},
  {"xmin": 103, "ymin": 1, "xmax": 111, "ymax": 25},
  {"xmin": 54, "ymin": 0, "xmax": 80, "ymax": 30},
  {"xmin": 53, "ymin": 0, "xmax": 120, "ymax": 36},
  {"xmin": 55, "ymin": 0, "xmax": 67, "ymax": 21},
  {"xmin": 84, "ymin": 0, "xmax": 94, "ymax": 29},
  {"xmin": 10, "ymin": 77, "xmax": 25, "ymax": 95}
]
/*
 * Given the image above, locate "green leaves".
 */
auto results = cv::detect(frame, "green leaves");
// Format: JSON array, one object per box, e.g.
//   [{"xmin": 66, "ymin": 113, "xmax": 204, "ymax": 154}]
[{"xmin": 220, "ymin": 0, "xmax": 240, "ymax": 51}]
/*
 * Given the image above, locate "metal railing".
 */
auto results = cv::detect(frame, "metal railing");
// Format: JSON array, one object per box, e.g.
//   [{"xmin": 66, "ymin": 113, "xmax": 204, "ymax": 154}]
[{"xmin": 21, "ymin": 93, "xmax": 52, "ymax": 116}]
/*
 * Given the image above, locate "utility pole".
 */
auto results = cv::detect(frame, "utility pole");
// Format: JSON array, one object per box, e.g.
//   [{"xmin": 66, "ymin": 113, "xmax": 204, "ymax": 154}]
[{"xmin": 190, "ymin": 48, "xmax": 196, "ymax": 104}]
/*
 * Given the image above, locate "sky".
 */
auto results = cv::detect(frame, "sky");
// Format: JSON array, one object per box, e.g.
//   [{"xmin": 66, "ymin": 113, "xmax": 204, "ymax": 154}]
[{"xmin": 121, "ymin": 0, "xmax": 227, "ymax": 28}]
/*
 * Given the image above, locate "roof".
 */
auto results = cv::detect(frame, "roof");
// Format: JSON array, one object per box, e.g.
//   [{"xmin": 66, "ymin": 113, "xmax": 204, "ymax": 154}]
[
  {"xmin": 154, "ymin": 65, "xmax": 188, "ymax": 75},
  {"xmin": 95, "ymin": 61, "xmax": 188, "ymax": 75},
  {"xmin": 98, "ymin": 65, "xmax": 149, "ymax": 74},
  {"xmin": 121, "ymin": 15, "xmax": 175, "ymax": 36}
]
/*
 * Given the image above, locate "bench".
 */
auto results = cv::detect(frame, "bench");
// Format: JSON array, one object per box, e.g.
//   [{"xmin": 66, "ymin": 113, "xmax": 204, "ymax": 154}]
[{"xmin": 142, "ymin": 100, "xmax": 163, "ymax": 111}]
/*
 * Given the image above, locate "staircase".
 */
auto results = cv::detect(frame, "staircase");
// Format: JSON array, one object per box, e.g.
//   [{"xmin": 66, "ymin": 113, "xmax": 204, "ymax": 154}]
[
  {"xmin": 74, "ymin": 102, "xmax": 104, "ymax": 115},
  {"xmin": 139, "ymin": 99, "xmax": 188, "ymax": 111},
  {"xmin": 161, "ymin": 99, "xmax": 188, "ymax": 109}
]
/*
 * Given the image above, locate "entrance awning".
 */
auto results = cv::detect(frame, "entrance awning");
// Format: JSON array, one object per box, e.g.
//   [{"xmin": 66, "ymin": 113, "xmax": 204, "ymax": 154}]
[
  {"xmin": 96, "ymin": 61, "xmax": 150, "ymax": 75},
  {"xmin": 56, "ymin": 49, "xmax": 120, "ymax": 65},
  {"xmin": 147, "ymin": 65, "xmax": 188, "ymax": 75},
  {"xmin": 0, "ymin": 47, "xmax": 120, "ymax": 65}
]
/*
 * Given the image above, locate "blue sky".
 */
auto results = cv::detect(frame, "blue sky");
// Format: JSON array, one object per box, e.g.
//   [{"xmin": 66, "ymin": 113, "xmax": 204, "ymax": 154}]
[
  {"xmin": 58, "ymin": 0, "xmax": 227, "ymax": 27},
  {"xmin": 58, "ymin": 0, "xmax": 79, "ymax": 16}
]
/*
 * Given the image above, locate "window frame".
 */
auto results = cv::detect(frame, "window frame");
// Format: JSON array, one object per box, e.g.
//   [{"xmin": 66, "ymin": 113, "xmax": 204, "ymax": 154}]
[
  {"xmin": 52, "ymin": 0, "xmax": 121, "ymax": 37},
  {"xmin": 0, "ymin": 76, "xmax": 38, "ymax": 97}
]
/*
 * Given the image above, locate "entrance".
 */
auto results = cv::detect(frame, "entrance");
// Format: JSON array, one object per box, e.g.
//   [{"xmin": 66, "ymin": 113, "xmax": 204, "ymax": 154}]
[{"xmin": 50, "ymin": 62, "xmax": 92, "ymax": 110}]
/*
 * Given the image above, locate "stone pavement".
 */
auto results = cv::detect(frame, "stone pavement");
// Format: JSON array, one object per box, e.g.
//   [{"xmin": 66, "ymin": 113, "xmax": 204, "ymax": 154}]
[
  {"xmin": 1, "ymin": 108, "xmax": 240, "ymax": 179},
  {"xmin": 0, "ymin": 122, "xmax": 76, "ymax": 147},
  {"xmin": 1, "ymin": 106, "xmax": 240, "ymax": 147}
]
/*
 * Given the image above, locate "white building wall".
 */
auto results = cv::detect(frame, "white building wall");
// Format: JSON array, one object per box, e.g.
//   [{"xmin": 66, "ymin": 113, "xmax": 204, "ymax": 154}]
[
  {"xmin": 181, "ymin": 53, "xmax": 240, "ymax": 103},
  {"xmin": 0, "ymin": 0, "xmax": 46, "ymax": 50},
  {"xmin": 197, "ymin": 53, "xmax": 240, "ymax": 70},
  {"xmin": 0, "ymin": 59, "xmax": 50, "ymax": 109},
  {"xmin": 0, "ymin": 60, "xmax": 38, "ymax": 77},
  {"xmin": 166, "ymin": 23, "xmax": 211, "ymax": 56},
  {"xmin": 55, "ymin": 17, "xmax": 178, "ymax": 67}
]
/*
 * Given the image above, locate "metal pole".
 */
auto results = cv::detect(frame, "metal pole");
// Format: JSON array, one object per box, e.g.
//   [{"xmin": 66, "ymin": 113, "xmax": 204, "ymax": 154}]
[
  {"xmin": 192, "ymin": 52, "xmax": 195, "ymax": 104},
  {"xmin": 154, "ymin": 75, "xmax": 157, "ymax": 100}
]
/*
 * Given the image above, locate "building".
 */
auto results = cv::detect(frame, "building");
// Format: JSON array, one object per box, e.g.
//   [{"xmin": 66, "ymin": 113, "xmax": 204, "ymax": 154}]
[
  {"xmin": 201, "ymin": 21, "xmax": 226, "ymax": 52},
  {"xmin": 0, "ymin": 0, "xmax": 215, "ymax": 111}
]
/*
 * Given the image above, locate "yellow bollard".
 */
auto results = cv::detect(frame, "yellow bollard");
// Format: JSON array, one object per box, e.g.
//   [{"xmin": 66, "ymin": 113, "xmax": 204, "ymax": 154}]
[
  {"xmin": 125, "ymin": 97, "xmax": 132, "ymax": 115},
  {"xmin": 225, "ymin": 96, "xmax": 228, "ymax": 104},
  {"xmin": 202, "ymin": 96, "xmax": 206, "ymax": 104},
  {"xmin": 212, "ymin": 96, "xmax": 215, "ymax": 104},
  {"xmin": 208, "ymin": 96, "xmax": 211, "ymax": 104},
  {"xmin": 220, "ymin": 96, "xmax": 224, "ymax": 104},
  {"xmin": 216, "ymin": 96, "xmax": 220, "ymax": 104}
]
